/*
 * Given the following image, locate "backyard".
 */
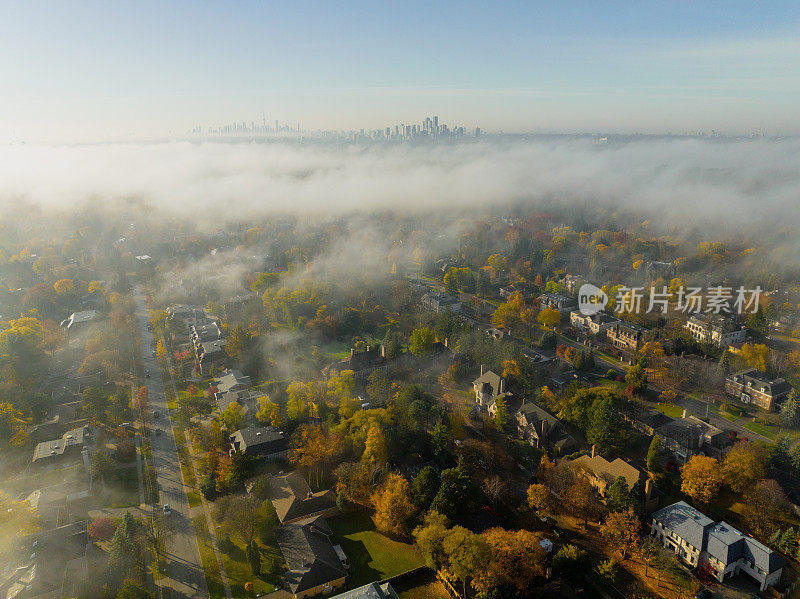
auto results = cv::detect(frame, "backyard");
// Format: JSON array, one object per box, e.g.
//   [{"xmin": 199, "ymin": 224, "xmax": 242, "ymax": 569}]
[{"xmin": 330, "ymin": 510, "xmax": 424, "ymax": 589}]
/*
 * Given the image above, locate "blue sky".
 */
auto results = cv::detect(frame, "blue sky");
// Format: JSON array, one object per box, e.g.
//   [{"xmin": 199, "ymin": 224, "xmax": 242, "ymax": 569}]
[{"xmin": 0, "ymin": 1, "xmax": 798, "ymax": 141}]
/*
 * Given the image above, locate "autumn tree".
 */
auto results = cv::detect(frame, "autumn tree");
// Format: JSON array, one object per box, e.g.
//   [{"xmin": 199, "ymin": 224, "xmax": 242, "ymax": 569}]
[
  {"xmin": 443, "ymin": 526, "xmax": 488, "ymax": 599},
  {"xmin": 537, "ymin": 308, "xmax": 561, "ymax": 329},
  {"xmin": 527, "ymin": 483, "xmax": 552, "ymax": 516},
  {"xmin": 475, "ymin": 528, "xmax": 547, "ymax": 596},
  {"xmin": 256, "ymin": 396, "xmax": 281, "ymax": 427},
  {"xmin": 564, "ymin": 477, "xmax": 605, "ymax": 526},
  {"xmin": 600, "ymin": 508, "xmax": 641, "ymax": 559},
  {"xmin": 681, "ymin": 455, "xmax": 722, "ymax": 505},
  {"xmin": 625, "ymin": 363, "xmax": 648, "ymax": 395},
  {"xmin": 219, "ymin": 401, "xmax": 245, "ymax": 432},
  {"xmin": 722, "ymin": 441, "xmax": 768, "ymax": 494},
  {"xmin": 372, "ymin": 473, "xmax": 418, "ymax": 539},
  {"xmin": 743, "ymin": 479, "xmax": 789, "ymax": 541},
  {"xmin": 412, "ymin": 511, "xmax": 451, "ymax": 570},
  {"xmin": 362, "ymin": 424, "xmax": 388, "ymax": 467},
  {"xmin": 289, "ymin": 424, "xmax": 328, "ymax": 487}
]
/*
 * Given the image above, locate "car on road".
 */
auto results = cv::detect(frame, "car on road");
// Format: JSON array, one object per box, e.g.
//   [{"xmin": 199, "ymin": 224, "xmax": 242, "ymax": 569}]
[
  {"xmin": 163, "ymin": 504, "xmax": 171, "ymax": 516},
  {"xmin": 145, "ymin": 372, "xmax": 151, "ymax": 378}
]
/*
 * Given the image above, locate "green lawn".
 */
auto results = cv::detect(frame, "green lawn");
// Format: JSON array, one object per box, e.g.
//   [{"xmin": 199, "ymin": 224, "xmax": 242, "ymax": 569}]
[
  {"xmin": 742, "ymin": 421, "xmax": 780, "ymax": 441},
  {"xmin": 219, "ymin": 537, "xmax": 279, "ymax": 598},
  {"xmin": 654, "ymin": 403, "xmax": 685, "ymax": 419},
  {"xmin": 192, "ymin": 515, "xmax": 227, "ymax": 599},
  {"xmin": 330, "ymin": 511, "xmax": 424, "ymax": 589}
]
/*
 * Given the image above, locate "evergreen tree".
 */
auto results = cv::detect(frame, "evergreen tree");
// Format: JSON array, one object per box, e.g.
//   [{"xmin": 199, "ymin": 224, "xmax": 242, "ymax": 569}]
[{"xmin": 646, "ymin": 435, "xmax": 661, "ymax": 473}]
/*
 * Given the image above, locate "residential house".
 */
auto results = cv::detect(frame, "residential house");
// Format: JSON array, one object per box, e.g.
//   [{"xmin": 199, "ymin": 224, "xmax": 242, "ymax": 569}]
[
  {"xmin": 216, "ymin": 389, "xmax": 263, "ymax": 421},
  {"xmin": 652, "ymin": 502, "xmax": 785, "ymax": 591},
  {"xmin": 215, "ymin": 368, "xmax": 252, "ymax": 394},
  {"xmin": 538, "ymin": 293, "xmax": 577, "ymax": 313},
  {"xmin": 196, "ymin": 339, "xmax": 229, "ymax": 376},
  {"xmin": 32, "ymin": 426, "xmax": 94, "ymax": 469},
  {"xmin": 628, "ymin": 409, "xmax": 674, "ymax": 436},
  {"xmin": 656, "ymin": 413, "xmax": 728, "ymax": 463},
  {"xmin": 472, "ymin": 366, "xmax": 510, "ymax": 408},
  {"xmin": 420, "ymin": 292, "xmax": 461, "ymax": 314},
  {"xmin": 515, "ymin": 402, "xmax": 577, "ymax": 455},
  {"xmin": 59, "ymin": 310, "xmax": 98, "ymax": 333},
  {"xmin": 569, "ymin": 446, "xmax": 646, "ymax": 495},
  {"xmin": 645, "ymin": 260, "xmax": 675, "ymax": 280},
  {"xmin": 224, "ymin": 294, "xmax": 253, "ymax": 321},
  {"xmin": 167, "ymin": 304, "xmax": 211, "ymax": 333},
  {"xmin": 725, "ymin": 368, "xmax": 793, "ymax": 411},
  {"xmin": 499, "ymin": 285, "xmax": 520, "ymax": 300},
  {"xmin": 190, "ymin": 322, "xmax": 225, "ymax": 351},
  {"xmin": 550, "ymin": 370, "xmax": 592, "ymax": 390},
  {"xmin": 606, "ymin": 322, "xmax": 646, "ymax": 352},
  {"xmin": 684, "ymin": 315, "xmax": 748, "ymax": 348},
  {"xmin": 330, "ymin": 582, "xmax": 399, "ymax": 599},
  {"xmin": 229, "ymin": 425, "xmax": 288, "ymax": 459},
  {"xmin": 569, "ymin": 311, "xmax": 620, "ymax": 335},
  {"xmin": 2, "ymin": 522, "xmax": 90, "ymax": 599},
  {"xmin": 266, "ymin": 471, "xmax": 339, "ymax": 524},
  {"xmin": 33, "ymin": 400, "xmax": 85, "ymax": 441},
  {"xmin": 325, "ymin": 345, "xmax": 388, "ymax": 377},
  {"xmin": 275, "ymin": 515, "xmax": 347, "ymax": 599}
]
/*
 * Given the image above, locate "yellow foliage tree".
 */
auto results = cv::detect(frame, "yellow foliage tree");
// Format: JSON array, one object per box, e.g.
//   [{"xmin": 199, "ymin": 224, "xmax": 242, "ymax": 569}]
[
  {"xmin": 372, "ymin": 473, "xmax": 418, "ymax": 538},
  {"xmin": 681, "ymin": 455, "xmax": 722, "ymax": 505}
]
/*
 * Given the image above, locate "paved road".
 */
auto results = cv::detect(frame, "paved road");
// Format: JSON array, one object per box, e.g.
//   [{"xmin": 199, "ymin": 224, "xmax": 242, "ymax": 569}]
[{"xmin": 133, "ymin": 287, "xmax": 209, "ymax": 599}]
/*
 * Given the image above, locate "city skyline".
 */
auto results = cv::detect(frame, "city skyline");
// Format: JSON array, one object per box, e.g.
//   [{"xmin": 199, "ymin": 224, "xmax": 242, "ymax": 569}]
[{"xmin": 1, "ymin": 1, "xmax": 798, "ymax": 143}]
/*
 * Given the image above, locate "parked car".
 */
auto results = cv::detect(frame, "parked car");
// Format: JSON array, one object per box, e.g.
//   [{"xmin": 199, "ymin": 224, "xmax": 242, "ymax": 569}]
[{"xmin": 163, "ymin": 504, "xmax": 171, "ymax": 516}]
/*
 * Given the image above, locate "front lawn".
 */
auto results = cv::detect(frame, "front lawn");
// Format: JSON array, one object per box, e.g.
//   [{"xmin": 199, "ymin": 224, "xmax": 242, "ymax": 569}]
[
  {"xmin": 330, "ymin": 511, "xmax": 424, "ymax": 589},
  {"xmin": 654, "ymin": 403, "xmax": 684, "ymax": 419},
  {"xmin": 742, "ymin": 420, "xmax": 780, "ymax": 441}
]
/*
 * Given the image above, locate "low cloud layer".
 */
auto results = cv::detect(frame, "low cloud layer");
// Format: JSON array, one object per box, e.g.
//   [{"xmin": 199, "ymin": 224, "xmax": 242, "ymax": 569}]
[{"xmin": 0, "ymin": 138, "xmax": 798, "ymax": 229}]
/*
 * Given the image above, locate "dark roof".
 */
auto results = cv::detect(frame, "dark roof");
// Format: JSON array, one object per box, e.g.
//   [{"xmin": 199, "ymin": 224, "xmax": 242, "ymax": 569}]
[
  {"xmin": 216, "ymin": 369, "xmax": 251, "ymax": 393},
  {"xmin": 330, "ymin": 582, "xmax": 398, "ymax": 599},
  {"xmin": 516, "ymin": 403, "xmax": 560, "ymax": 430},
  {"xmin": 638, "ymin": 409, "xmax": 674, "ymax": 430},
  {"xmin": 653, "ymin": 501, "xmax": 714, "ymax": 550},
  {"xmin": 267, "ymin": 472, "xmax": 337, "ymax": 523},
  {"xmin": 230, "ymin": 425, "xmax": 287, "ymax": 455},
  {"xmin": 706, "ymin": 521, "xmax": 785, "ymax": 573},
  {"xmin": 275, "ymin": 516, "xmax": 347, "ymax": 593},
  {"xmin": 728, "ymin": 368, "xmax": 792, "ymax": 397}
]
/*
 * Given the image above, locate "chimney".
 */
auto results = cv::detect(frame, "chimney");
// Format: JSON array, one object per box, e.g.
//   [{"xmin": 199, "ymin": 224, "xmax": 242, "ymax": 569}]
[
  {"xmin": 380, "ymin": 344, "xmax": 385, "ymax": 358},
  {"xmin": 499, "ymin": 379, "xmax": 504, "ymax": 395},
  {"xmin": 591, "ymin": 445, "xmax": 596, "ymax": 458},
  {"xmin": 350, "ymin": 348, "xmax": 354, "ymax": 357},
  {"xmin": 682, "ymin": 409, "xmax": 688, "ymax": 419},
  {"xmin": 444, "ymin": 337, "xmax": 448, "ymax": 348},
  {"xmin": 366, "ymin": 345, "xmax": 371, "ymax": 353},
  {"xmin": 645, "ymin": 478, "xmax": 653, "ymax": 500},
  {"xmin": 480, "ymin": 364, "xmax": 485, "ymax": 376}
]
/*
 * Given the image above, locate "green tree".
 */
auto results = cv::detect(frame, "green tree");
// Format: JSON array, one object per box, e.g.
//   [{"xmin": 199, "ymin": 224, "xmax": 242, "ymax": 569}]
[
  {"xmin": 431, "ymin": 464, "xmax": 474, "ymax": 522},
  {"xmin": 109, "ymin": 512, "xmax": 145, "ymax": 583},
  {"xmin": 412, "ymin": 466, "xmax": 441, "ymax": 510},
  {"xmin": 116, "ymin": 578, "xmax": 151, "ymax": 599},
  {"xmin": 553, "ymin": 544, "xmax": 589, "ymax": 579},
  {"xmin": 219, "ymin": 401, "xmax": 245, "ymax": 432},
  {"xmin": 409, "ymin": 326, "xmax": 436, "ymax": 357},
  {"xmin": 625, "ymin": 363, "xmax": 648, "ymax": 395},
  {"xmin": 492, "ymin": 397, "xmax": 510, "ymax": 431},
  {"xmin": 606, "ymin": 477, "xmax": 631, "ymax": 512},
  {"xmin": 647, "ymin": 435, "xmax": 661, "ymax": 473},
  {"xmin": 781, "ymin": 391, "xmax": 800, "ymax": 428},
  {"xmin": 412, "ymin": 511, "xmax": 450, "ymax": 570}
]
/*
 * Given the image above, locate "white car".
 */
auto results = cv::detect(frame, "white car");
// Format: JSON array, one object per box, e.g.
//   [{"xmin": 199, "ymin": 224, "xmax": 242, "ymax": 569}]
[{"xmin": 163, "ymin": 504, "xmax": 171, "ymax": 516}]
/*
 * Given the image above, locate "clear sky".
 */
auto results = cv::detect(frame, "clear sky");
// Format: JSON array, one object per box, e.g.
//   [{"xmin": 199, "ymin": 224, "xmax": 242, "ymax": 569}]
[{"xmin": 1, "ymin": 0, "xmax": 798, "ymax": 141}]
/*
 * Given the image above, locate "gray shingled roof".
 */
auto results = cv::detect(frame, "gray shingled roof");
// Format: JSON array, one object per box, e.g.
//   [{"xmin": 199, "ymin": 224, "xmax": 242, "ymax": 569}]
[
  {"xmin": 706, "ymin": 521, "xmax": 786, "ymax": 573},
  {"xmin": 275, "ymin": 516, "xmax": 347, "ymax": 593},
  {"xmin": 267, "ymin": 471, "xmax": 337, "ymax": 523},
  {"xmin": 330, "ymin": 582, "xmax": 398, "ymax": 599},
  {"xmin": 653, "ymin": 501, "xmax": 714, "ymax": 550}
]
